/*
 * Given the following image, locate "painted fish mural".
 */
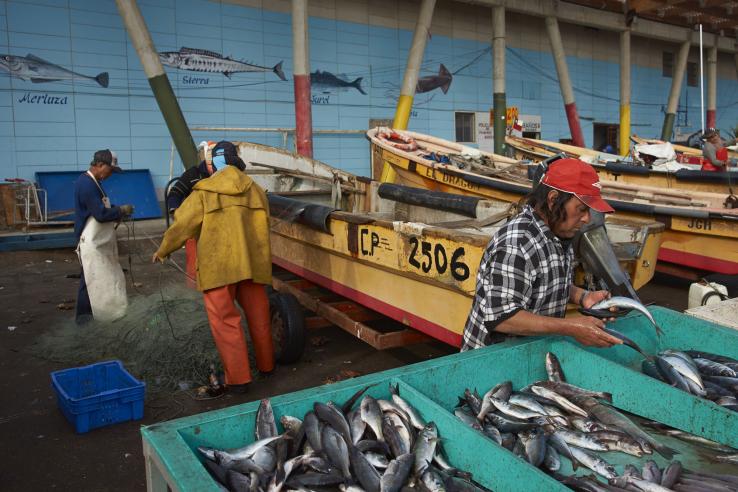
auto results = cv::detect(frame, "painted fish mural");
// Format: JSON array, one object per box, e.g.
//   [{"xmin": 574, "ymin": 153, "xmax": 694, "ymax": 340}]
[
  {"xmin": 0, "ymin": 54, "xmax": 109, "ymax": 87},
  {"xmin": 158, "ymin": 47, "xmax": 286, "ymax": 81},
  {"xmin": 416, "ymin": 63, "xmax": 452, "ymax": 94},
  {"xmin": 310, "ymin": 70, "xmax": 366, "ymax": 95}
]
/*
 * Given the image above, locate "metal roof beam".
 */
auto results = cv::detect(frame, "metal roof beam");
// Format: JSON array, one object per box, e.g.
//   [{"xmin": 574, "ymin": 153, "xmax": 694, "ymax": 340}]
[{"xmin": 466, "ymin": 0, "xmax": 736, "ymax": 52}]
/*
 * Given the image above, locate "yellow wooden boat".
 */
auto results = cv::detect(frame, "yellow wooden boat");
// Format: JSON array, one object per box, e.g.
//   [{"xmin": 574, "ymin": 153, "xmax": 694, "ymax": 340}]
[
  {"xmin": 368, "ymin": 128, "xmax": 738, "ymax": 275},
  {"xmin": 237, "ymin": 141, "xmax": 663, "ymax": 347},
  {"xmin": 505, "ymin": 135, "xmax": 738, "ymax": 195}
]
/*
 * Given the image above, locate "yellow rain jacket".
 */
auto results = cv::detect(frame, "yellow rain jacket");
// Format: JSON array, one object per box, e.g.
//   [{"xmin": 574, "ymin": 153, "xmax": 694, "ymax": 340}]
[{"xmin": 156, "ymin": 165, "xmax": 272, "ymax": 291}]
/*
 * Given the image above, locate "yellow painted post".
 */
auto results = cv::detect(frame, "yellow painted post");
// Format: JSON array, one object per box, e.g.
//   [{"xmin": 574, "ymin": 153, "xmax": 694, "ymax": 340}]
[
  {"xmin": 619, "ymin": 30, "xmax": 631, "ymax": 156},
  {"xmin": 380, "ymin": 0, "xmax": 436, "ymax": 183}
]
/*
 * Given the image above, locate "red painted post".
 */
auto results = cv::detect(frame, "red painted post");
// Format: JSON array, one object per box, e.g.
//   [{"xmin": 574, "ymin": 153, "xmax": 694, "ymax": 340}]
[
  {"xmin": 294, "ymin": 75, "xmax": 313, "ymax": 157},
  {"xmin": 292, "ymin": 0, "xmax": 313, "ymax": 157},
  {"xmin": 565, "ymin": 102, "xmax": 585, "ymax": 147},
  {"xmin": 706, "ymin": 110, "xmax": 716, "ymax": 130}
]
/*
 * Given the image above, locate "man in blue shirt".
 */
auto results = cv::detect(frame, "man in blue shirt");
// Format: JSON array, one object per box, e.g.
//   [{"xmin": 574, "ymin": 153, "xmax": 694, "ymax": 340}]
[{"xmin": 74, "ymin": 149, "xmax": 133, "ymax": 324}]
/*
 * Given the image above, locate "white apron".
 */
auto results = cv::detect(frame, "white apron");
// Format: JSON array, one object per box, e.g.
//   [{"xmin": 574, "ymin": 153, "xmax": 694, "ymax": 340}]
[{"xmin": 76, "ymin": 172, "xmax": 128, "ymax": 322}]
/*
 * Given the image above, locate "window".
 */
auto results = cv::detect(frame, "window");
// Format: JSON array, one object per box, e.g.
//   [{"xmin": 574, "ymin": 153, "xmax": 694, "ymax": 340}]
[
  {"xmin": 687, "ymin": 62, "xmax": 698, "ymax": 87},
  {"xmin": 662, "ymin": 51, "xmax": 673, "ymax": 77},
  {"xmin": 455, "ymin": 112, "xmax": 475, "ymax": 142}
]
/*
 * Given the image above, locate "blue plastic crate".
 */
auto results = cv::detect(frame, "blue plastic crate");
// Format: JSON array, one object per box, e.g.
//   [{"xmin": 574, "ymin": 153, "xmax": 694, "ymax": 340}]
[{"xmin": 51, "ymin": 360, "xmax": 146, "ymax": 434}]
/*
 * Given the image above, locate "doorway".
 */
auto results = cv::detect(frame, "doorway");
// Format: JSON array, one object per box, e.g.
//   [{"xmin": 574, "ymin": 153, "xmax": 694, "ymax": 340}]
[{"xmin": 593, "ymin": 123, "xmax": 619, "ymax": 152}]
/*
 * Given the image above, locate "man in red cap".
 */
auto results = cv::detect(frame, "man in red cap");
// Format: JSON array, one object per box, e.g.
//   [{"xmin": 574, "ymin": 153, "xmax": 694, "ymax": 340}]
[{"xmin": 462, "ymin": 158, "xmax": 622, "ymax": 351}]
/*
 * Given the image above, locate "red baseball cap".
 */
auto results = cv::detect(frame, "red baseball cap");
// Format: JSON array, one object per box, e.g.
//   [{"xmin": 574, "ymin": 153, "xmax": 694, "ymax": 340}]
[{"xmin": 541, "ymin": 158, "xmax": 614, "ymax": 213}]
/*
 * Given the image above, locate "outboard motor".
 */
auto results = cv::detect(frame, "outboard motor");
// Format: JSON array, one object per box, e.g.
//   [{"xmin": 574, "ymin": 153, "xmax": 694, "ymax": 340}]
[{"xmin": 573, "ymin": 210, "xmax": 641, "ymax": 302}]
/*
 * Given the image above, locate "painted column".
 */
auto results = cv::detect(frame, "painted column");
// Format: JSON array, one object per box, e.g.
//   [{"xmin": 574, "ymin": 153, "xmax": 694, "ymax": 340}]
[
  {"xmin": 544, "ymin": 16, "xmax": 585, "ymax": 148},
  {"xmin": 734, "ymin": 35, "xmax": 738, "ymax": 82},
  {"xmin": 292, "ymin": 0, "xmax": 313, "ymax": 157},
  {"xmin": 661, "ymin": 39, "xmax": 690, "ymax": 141},
  {"xmin": 492, "ymin": 5, "xmax": 507, "ymax": 155},
  {"xmin": 381, "ymin": 0, "xmax": 436, "ymax": 182},
  {"xmin": 706, "ymin": 42, "xmax": 717, "ymax": 130},
  {"xmin": 115, "ymin": 0, "xmax": 198, "ymax": 169},
  {"xmin": 619, "ymin": 30, "xmax": 631, "ymax": 156}
]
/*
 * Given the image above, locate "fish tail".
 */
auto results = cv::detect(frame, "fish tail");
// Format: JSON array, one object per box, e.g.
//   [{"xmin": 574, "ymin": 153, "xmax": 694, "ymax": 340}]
[
  {"xmin": 95, "ymin": 72, "xmax": 109, "ymax": 88},
  {"xmin": 655, "ymin": 443, "xmax": 677, "ymax": 460},
  {"xmin": 655, "ymin": 324, "xmax": 664, "ymax": 337},
  {"xmin": 351, "ymin": 77, "xmax": 366, "ymax": 95},
  {"xmin": 273, "ymin": 61, "xmax": 286, "ymax": 81},
  {"xmin": 599, "ymin": 391, "xmax": 613, "ymax": 403}
]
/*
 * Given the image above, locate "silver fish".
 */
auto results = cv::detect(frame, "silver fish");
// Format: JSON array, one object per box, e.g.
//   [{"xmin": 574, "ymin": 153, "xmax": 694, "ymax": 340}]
[
  {"xmin": 279, "ymin": 415, "xmax": 302, "ymax": 435},
  {"xmin": 349, "ymin": 444, "xmax": 381, "ymax": 492},
  {"xmin": 656, "ymin": 356, "xmax": 692, "ymax": 393},
  {"xmin": 420, "ymin": 468, "xmax": 446, "ymax": 492},
  {"xmin": 413, "ymin": 422, "xmax": 439, "ymax": 475},
  {"xmin": 543, "ymin": 444, "xmax": 561, "ymax": 472},
  {"xmin": 321, "ymin": 425, "xmax": 351, "ymax": 478},
  {"xmin": 361, "ymin": 395, "xmax": 385, "ymax": 442},
  {"xmin": 390, "ymin": 393, "xmax": 426, "ymax": 431},
  {"xmin": 642, "ymin": 459, "xmax": 662, "ymax": 483},
  {"xmin": 568, "ymin": 446, "xmax": 617, "ymax": 479},
  {"xmin": 476, "ymin": 381, "xmax": 512, "ymax": 420},
  {"xmin": 489, "ymin": 396, "xmax": 547, "ymax": 420},
  {"xmin": 204, "ymin": 435, "xmax": 283, "ymax": 462},
  {"xmin": 529, "ymin": 385, "xmax": 589, "ymax": 417},
  {"xmin": 509, "ymin": 393, "xmax": 548, "ymax": 416},
  {"xmin": 519, "ymin": 428, "xmax": 547, "ymax": 467},
  {"xmin": 659, "ymin": 351, "xmax": 705, "ymax": 391},
  {"xmin": 546, "ymin": 352, "xmax": 566, "ymax": 382},
  {"xmin": 454, "ymin": 408, "xmax": 483, "ymax": 432},
  {"xmin": 533, "ymin": 380, "xmax": 612, "ymax": 403},
  {"xmin": 660, "ymin": 460, "xmax": 682, "ymax": 488},
  {"xmin": 461, "ymin": 389, "xmax": 483, "ymax": 417},
  {"xmin": 314, "ymin": 401, "xmax": 352, "ymax": 445},
  {"xmin": 553, "ymin": 428, "xmax": 609, "ymax": 452},
  {"xmin": 572, "ymin": 395, "xmax": 676, "ymax": 459},
  {"xmin": 365, "ymin": 451, "xmax": 389, "ymax": 469},
  {"xmin": 349, "ymin": 409, "xmax": 367, "ymax": 445},
  {"xmin": 714, "ymin": 453, "xmax": 738, "ymax": 464},
  {"xmin": 610, "ymin": 475, "xmax": 672, "ymax": 492},
  {"xmin": 382, "ymin": 413, "xmax": 412, "ymax": 457},
  {"xmin": 590, "ymin": 295, "xmax": 662, "ymax": 335},
  {"xmin": 256, "ymin": 399, "xmax": 278, "ymax": 440},
  {"xmin": 693, "ymin": 358, "xmax": 738, "ymax": 377},
  {"xmin": 0, "ymin": 53, "xmax": 109, "ymax": 87},
  {"xmin": 303, "ymin": 411, "xmax": 322, "ymax": 453},
  {"xmin": 380, "ymin": 453, "xmax": 414, "ymax": 492},
  {"xmin": 158, "ymin": 47, "xmax": 286, "ymax": 80}
]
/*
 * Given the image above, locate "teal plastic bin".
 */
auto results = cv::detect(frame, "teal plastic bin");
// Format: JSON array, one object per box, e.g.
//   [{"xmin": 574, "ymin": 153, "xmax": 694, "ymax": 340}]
[{"xmin": 141, "ymin": 307, "xmax": 738, "ymax": 491}]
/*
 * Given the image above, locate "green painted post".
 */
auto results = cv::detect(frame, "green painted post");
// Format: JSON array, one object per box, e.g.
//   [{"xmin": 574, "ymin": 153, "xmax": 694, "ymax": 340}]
[
  {"xmin": 493, "ymin": 92, "xmax": 507, "ymax": 154},
  {"xmin": 661, "ymin": 112, "xmax": 676, "ymax": 141}
]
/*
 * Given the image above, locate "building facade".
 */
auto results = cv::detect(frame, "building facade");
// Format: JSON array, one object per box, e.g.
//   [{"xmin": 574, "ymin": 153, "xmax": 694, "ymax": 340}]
[{"xmin": 1, "ymin": 0, "xmax": 737, "ymax": 190}]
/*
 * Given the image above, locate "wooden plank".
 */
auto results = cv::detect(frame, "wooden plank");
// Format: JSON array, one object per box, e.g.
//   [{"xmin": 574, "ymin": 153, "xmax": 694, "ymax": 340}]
[{"xmin": 272, "ymin": 277, "xmax": 430, "ymax": 349}]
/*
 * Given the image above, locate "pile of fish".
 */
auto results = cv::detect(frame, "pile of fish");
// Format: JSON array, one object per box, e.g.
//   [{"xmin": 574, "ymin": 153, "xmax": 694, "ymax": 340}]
[
  {"xmin": 455, "ymin": 352, "xmax": 676, "ymax": 482},
  {"xmin": 197, "ymin": 385, "xmax": 489, "ymax": 492},
  {"xmin": 642, "ymin": 350, "xmax": 738, "ymax": 412},
  {"xmin": 560, "ymin": 459, "xmax": 738, "ymax": 491}
]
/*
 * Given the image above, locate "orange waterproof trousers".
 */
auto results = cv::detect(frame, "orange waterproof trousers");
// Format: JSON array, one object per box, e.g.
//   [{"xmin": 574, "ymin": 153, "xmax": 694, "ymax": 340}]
[{"xmin": 202, "ymin": 279, "xmax": 275, "ymax": 385}]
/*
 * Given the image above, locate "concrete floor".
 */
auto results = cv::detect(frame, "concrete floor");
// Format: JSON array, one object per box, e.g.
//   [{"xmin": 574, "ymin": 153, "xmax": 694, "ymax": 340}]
[{"xmin": 0, "ymin": 221, "xmax": 696, "ymax": 491}]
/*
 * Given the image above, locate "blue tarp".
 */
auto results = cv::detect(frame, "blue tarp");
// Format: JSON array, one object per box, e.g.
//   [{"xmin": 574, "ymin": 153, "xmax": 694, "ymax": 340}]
[{"xmin": 35, "ymin": 170, "xmax": 162, "ymax": 221}]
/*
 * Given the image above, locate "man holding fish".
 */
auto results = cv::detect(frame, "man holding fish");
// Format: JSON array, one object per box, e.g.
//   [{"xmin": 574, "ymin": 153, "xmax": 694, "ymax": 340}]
[{"xmin": 462, "ymin": 158, "xmax": 623, "ymax": 350}]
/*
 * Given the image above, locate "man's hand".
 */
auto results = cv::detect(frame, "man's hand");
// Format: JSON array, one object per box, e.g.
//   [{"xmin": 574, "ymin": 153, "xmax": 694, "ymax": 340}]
[
  {"xmin": 582, "ymin": 289, "xmax": 610, "ymax": 309},
  {"xmin": 566, "ymin": 316, "xmax": 622, "ymax": 348},
  {"xmin": 119, "ymin": 204, "xmax": 134, "ymax": 216},
  {"xmin": 152, "ymin": 252, "xmax": 166, "ymax": 264}
]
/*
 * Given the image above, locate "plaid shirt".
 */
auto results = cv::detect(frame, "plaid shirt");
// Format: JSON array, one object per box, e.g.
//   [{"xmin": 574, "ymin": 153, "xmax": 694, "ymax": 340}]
[{"xmin": 461, "ymin": 206, "xmax": 574, "ymax": 351}]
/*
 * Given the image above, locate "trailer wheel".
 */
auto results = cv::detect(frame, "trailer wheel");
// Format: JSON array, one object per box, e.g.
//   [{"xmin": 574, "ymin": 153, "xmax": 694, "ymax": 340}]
[{"xmin": 269, "ymin": 293, "xmax": 305, "ymax": 364}]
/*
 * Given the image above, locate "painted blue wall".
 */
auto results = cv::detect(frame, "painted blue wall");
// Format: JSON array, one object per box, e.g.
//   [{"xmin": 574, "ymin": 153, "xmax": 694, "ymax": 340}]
[{"xmin": 1, "ymin": 0, "xmax": 736, "ymax": 190}]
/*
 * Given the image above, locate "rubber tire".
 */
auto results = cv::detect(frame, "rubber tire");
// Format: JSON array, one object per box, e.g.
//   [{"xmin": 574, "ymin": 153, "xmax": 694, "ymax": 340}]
[{"xmin": 269, "ymin": 292, "xmax": 305, "ymax": 364}]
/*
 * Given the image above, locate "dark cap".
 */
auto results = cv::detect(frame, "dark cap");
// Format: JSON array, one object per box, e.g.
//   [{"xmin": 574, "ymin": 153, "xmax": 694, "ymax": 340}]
[
  {"xmin": 92, "ymin": 149, "xmax": 123, "ymax": 172},
  {"xmin": 212, "ymin": 140, "xmax": 245, "ymax": 170},
  {"xmin": 703, "ymin": 128, "xmax": 720, "ymax": 139}
]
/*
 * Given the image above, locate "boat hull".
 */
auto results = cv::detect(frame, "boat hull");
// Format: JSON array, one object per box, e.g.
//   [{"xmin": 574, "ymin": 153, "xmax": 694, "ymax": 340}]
[{"xmin": 371, "ymin": 138, "xmax": 738, "ymax": 275}]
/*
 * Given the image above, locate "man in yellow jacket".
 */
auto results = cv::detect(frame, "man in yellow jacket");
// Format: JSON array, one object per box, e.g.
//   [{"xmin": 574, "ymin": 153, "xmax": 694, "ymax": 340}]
[{"xmin": 153, "ymin": 141, "xmax": 274, "ymax": 392}]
